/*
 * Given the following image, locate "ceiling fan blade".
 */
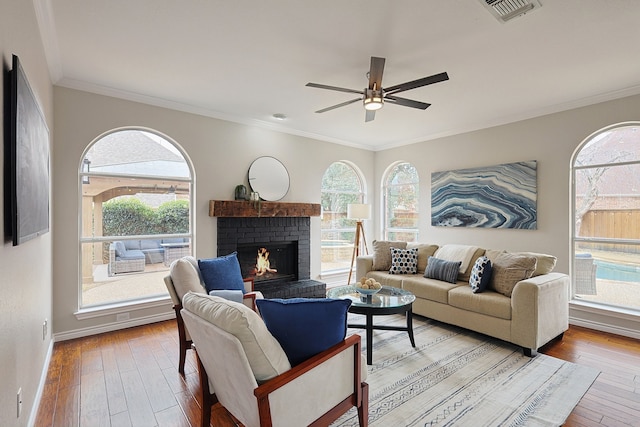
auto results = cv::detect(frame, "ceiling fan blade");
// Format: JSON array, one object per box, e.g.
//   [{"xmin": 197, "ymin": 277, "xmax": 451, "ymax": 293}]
[
  {"xmin": 315, "ymin": 97, "xmax": 361, "ymax": 113},
  {"xmin": 365, "ymin": 110, "xmax": 376, "ymax": 122},
  {"xmin": 384, "ymin": 95, "xmax": 431, "ymax": 110},
  {"xmin": 368, "ymin": 57, "xmax": 385, "ymax": 90},
  {"xmin": 384, "ymin": 72, "xmax": 449, "ymax": 95},
  {"xmin": 306, "ymin": 82, "xmax": 364, "ymax": 95}
]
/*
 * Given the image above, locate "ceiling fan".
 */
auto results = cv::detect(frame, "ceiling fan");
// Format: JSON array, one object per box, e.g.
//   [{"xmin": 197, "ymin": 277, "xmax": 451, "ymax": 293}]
[{"xmin": 306, "ymin": 56, "xmax": 449, "ymax": 122}]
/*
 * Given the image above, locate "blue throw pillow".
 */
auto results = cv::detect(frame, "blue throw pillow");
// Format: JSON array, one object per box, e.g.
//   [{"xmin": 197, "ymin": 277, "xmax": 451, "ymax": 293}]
[
  {"xmin": 424, "ymin": 256, "xmax": 461, "ymax": 284},
  {"xmin": 256, "ymin": 298, "xmax": 352, "ymax": 366},
  {"xmin": 469, "ymin": 256, "xmax": 493, "ymax": 293},
  {"xmin": 198, "ymin": 252, "xmax": 246, "ymax": 294}
]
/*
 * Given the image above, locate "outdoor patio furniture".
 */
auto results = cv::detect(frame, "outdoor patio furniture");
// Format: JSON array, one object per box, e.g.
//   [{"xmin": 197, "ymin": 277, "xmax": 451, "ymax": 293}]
[{"xmin": 575, "ymin": 253, "xmax": 597, "ymax": 295}]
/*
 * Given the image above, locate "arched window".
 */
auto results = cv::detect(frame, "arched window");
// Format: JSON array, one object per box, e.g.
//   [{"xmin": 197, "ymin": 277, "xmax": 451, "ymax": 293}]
[
  {"xmin": 383, "ymin": 162, "xmax": 419, "ymax": 242},
  {"xmin": 320, "ymin": 161, "xmax": 365, "ymax": 274},
  {"xmin": 80, "ymin": 129, "xmax": 193, "ymax": 308},
  {"xmin": 572, "ymin": 123, "xmax": 640, "ymax": 313}
]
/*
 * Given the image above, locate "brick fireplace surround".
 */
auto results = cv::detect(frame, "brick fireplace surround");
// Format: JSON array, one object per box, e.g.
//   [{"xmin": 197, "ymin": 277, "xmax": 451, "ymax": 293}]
[{"xmin": 211, "ymin": 200, "xmax": 326, "ymax": 299}]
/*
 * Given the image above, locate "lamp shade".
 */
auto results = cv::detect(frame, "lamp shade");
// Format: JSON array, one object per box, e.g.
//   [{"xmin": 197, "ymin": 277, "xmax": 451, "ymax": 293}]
[{"xmin": 347, "ymin": 203, "xmax": 371, "ymax": 220}]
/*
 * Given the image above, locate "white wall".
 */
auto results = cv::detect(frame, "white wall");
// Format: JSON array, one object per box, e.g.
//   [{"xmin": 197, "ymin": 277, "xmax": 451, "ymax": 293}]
[
  {"xmin": 0, "ymin": 1, "xmax": 54, "ymax": 426},
  {"xmin": 375, "ymin": 93, "xmax": 640, "ymax": 335},
  {"xmin": 52, "ymin": 87, "xmax": 374, "ymax": 335}
]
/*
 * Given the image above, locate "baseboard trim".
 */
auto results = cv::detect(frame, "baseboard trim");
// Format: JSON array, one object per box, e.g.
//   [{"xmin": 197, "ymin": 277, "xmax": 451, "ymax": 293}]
[
  {"xmin": 54, "ymin": 311, "xmax": 176, "ymax": 342},
  {"xmin": 569, "ymin": 316, "xmax": 640, "ymax": 340},
  {"xmin": 29, "ymin": 339, "xmax": 54, "ymax": 427}
]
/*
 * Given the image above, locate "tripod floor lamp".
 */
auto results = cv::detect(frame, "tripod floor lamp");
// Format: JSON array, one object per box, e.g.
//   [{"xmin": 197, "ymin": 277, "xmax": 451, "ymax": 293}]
[{"xmin": 347, "ymin": 203, "xmax": 371, "ymax": 285}]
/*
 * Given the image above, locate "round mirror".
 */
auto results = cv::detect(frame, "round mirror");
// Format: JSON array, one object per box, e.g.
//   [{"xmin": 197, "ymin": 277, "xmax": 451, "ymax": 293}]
[{"xmin": 248, "ymin": 156, "xmax": 290, "ymax": 201}]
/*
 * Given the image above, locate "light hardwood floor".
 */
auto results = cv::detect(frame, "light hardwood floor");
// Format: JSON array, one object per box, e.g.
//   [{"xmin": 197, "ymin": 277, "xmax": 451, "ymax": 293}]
[{"xmin": 35, "ymin": 319, "xmax": 639, "ymax": 427}]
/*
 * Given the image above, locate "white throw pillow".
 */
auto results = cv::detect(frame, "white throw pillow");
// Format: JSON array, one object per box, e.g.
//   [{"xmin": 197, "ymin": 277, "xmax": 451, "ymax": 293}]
[{"xmin": 182, "ymin": 292, "xmax": 291, "ymax": 382}]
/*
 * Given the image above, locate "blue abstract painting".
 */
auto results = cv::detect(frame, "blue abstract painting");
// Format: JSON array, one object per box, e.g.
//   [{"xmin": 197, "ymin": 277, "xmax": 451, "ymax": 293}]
[{"xmin": 431, "ymin": 161, "xmax": 537, "ymax": 229}]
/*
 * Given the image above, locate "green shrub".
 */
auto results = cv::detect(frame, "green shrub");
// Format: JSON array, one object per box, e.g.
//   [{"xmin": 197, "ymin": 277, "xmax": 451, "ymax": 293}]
[
  {"xmin": 156, "ymin": 200, "xmax": 189, "ymax": 233},
  {"xmin": 103, "ymin": 198, "xmax": 156, "ymax": 236}
]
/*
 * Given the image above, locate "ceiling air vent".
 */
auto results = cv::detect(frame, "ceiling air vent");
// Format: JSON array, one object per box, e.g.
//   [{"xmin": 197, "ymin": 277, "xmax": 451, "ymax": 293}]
[{"xmin": 480, "ymin": 0, "xmax": 542, "ymax": 22}]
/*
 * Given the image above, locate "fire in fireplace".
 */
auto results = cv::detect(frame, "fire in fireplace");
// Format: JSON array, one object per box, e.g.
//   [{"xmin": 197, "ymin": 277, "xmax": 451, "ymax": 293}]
[{"xmin": 237, "ymin": 241, "xmax": 298, "ymax": 285}]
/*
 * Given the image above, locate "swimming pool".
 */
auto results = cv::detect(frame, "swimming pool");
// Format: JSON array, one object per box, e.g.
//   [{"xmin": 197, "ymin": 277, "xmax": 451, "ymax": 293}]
[{"xmin": 594, "ymin": 260, "xmax": 640, "ymax": 283}]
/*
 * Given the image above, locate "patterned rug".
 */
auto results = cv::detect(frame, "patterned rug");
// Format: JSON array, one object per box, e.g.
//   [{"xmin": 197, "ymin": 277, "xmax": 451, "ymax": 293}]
[{"xmin": 333, "ymin": 314, "xmax": 599, "ymax": 427}]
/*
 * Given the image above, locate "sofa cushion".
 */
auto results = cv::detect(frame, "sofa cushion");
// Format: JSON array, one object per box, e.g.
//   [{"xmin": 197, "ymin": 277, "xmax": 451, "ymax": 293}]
[
  {"xmin": 256, "ymin": 298, "xmax": 352, "ymax": 366},
  {"xmin": 424, "ymin": 256, "xmax": 461, "ymax": 284},
  {"xmin": 372, "ymin": 240, "xmax": 407, "ymax": 270},
  {"xmin": 469, "ymin": 256, "xmax": 492, "ymax": 293},
  {"xmin": 170, "ymin": 257, "xmax": 206, "ymax": 299},
  {"xmin": 389, "ymin": 247, "xmax": 418, "ymax": 274},
  {"xmin": 140, "ymin": 239, "xmax": 161, "ymax": 250},
  {"xmin": 198, "ymin": 252, "xmax": 246, "ymax": 294},
  {"xmin": 434, "ymin": 244, "xmax": 481, "ymax": 275},
  {"xmin": 364, "ymin": 271, "xmax": 404, "ymax": 288},
  {"xmin": 119, "ymin": 249, "xmax": 145, "ymax": 260},
  {"xmin": 124, "ymin": 240, "xmax": 141, "ymax": 250},
  {"xmin": 513, "ymin": 252, "xmax": 557, "ymax": 276},
  {"xmin": 114, "ymin": 241, "xmax": 126, "ymax": 257},
  {"xmin": 402, "ymin": 275, "xmax": 460, "ymax": 304},
  {"xmin": 458, "ymin": 247, "xmax": 487, "ymax": 282},
  {"xmin": 489, "ymin": 253, "xmax": 537, "ymax": 297},
  {"xmin": 448, "ymin": 286, "xmax": 512, "ymax": 320},
  {"xmin": 182, "ymin": 292, "xmax": 291, "ymax": 382},
  {"xmin": 406, "ymin": 243, "xmax": 439, "ymax": 274}
]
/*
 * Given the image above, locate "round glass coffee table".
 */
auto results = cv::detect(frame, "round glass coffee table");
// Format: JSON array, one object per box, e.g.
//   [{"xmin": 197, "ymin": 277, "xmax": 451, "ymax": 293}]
[{"xmin": 327, "ymin": 285, "xmax": 416, "ymax": 365}]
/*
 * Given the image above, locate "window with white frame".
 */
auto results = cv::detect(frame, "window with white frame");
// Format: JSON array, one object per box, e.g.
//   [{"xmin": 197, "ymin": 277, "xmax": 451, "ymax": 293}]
[
  {"xmin": 320, "ymin": 161, "xmax": 365, "ymax": 273},
  {"xmin": 79, "ymin": 129, "xmax": 193, "ymax": 308},
  {"xmin": 572, "ymin": 123, "xmax": 640, "ymax": 313},
  {"xmin": 383, "ymin": 162, "xmax": 419, "ymax": 242}
]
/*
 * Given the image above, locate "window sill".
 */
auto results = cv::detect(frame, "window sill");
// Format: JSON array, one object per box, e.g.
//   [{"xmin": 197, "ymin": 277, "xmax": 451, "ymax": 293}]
[{"xmin": 75, "ymin": 295, "xmax": 172, "ymax": 320}]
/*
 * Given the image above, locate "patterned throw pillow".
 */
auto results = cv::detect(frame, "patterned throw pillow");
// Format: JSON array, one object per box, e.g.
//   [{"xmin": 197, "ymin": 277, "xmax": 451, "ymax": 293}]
[
  {"xmin": 424, "ymin": 256, "xmax": 462, "ymax": 284},
  {"xmin": 389, "ymin": 247, "xmax": 418, "ymax": 274},
  {"xmin": 469, "ymin": 256, "xmax": 492, "ymax": 293}
]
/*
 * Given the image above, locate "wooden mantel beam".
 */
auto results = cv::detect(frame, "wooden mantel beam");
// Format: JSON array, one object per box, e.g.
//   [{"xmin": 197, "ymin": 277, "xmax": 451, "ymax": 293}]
[{"xmin": 209, "ymin": 200, "xmax": 321, "ymax": 218}]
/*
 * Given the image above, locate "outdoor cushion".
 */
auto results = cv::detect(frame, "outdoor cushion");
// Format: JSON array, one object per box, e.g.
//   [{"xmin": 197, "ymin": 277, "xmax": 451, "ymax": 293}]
[{"xmin": 119, "ymin": 249, "xmax": 145, "ymax": 260}]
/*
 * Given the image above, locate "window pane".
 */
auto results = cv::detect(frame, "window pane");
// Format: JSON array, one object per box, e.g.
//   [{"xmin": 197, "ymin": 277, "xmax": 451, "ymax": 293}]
[
  {"xmin": 575, "ymin": 163, "xmax": 640, "ymax": 239},
  {"xmin": 320, "ymin": 162, "xmax": 364, "ymax": 274},
  {"xmin": 575, "ymin": 125, "xmax": 640, "ymax": 166},
  {"xmin": 384, "ymin": 163, "xmax": 419, "ymax": 240},
  {"xmin": 80, "ymin": 129, "xmax": 192, "ymax": 308},
  {"xmin": 81, "ymin": 238, "xmax": 190, "ymax": 307},
  {"xmin": 573, "ymin": 241, "xmax": 640, "ymax": 310}
]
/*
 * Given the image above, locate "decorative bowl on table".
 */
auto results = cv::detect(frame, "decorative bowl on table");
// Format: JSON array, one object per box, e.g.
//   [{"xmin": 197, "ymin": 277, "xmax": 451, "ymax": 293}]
[{"xmin": 355, "ymin": 278, "xmax": 382, "ymax": 295}]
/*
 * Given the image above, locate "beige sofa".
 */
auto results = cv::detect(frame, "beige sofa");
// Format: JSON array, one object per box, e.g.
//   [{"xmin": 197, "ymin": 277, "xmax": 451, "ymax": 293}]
[{"xmin": 356, "ymin": 242, "xmax": 569, "ymax": 356}]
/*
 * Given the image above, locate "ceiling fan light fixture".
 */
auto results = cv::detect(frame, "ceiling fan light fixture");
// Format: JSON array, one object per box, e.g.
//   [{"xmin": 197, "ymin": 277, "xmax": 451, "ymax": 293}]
[{"xmin": 363, "ymin": 89, "xmax": 383, "ymax": 111}]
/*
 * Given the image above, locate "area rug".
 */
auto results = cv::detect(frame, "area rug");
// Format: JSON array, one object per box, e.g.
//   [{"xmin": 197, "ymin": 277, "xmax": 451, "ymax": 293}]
[{"xmin": 333, "ymin": 314, "xmax": 599, "ymax": 427}]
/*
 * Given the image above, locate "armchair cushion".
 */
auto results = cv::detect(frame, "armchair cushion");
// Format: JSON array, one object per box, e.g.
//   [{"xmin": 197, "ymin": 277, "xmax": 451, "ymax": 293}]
[
  {"xmin": 198, "ymin": 252, "xmax": 246, "ymax": 294},
  {"xmin": 256, "ymin": 298, "xmax": 352, "ymax": 366},
  {"xmin": 209, "ymin": 289, "xmax": 243, "ymax": 303},
  {"xmin": 182, "ymin": 292, "xmax": 291, "ymax": 382},
  {"xmin": 170, "ymin": 257, "xmax": 205, "ymax": 299}
]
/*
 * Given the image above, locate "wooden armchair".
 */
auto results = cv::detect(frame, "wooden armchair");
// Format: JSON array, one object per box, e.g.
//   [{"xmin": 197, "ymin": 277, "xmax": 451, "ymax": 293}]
[
  {"xmin": 181, "ymin": 292, "xmax": 369, "ymax": 427},
  {"xmin": 164, "ymin": 256, "xmax": 261, "ymax": 375}
]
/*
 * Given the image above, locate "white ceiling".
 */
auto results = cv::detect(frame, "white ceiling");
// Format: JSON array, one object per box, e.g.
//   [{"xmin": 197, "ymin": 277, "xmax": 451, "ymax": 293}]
[{"xmin": 36, "ymin": 0, "xmax": 640, "ymax": 151}]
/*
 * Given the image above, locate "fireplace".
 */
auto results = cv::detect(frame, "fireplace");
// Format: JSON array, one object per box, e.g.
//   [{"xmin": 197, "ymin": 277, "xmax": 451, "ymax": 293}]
[
  {"xmin": 236, "ymin": 241, "xmax": 298, "ymax": 285},
  {"xmin": 217, "ymin": 217, "xmax": 325, "ymax": 298}
]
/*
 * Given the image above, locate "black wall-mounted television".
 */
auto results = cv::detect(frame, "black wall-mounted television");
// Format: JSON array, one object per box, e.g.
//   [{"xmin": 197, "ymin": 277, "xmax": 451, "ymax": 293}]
[{"xmin": 7, "ymin": 54, "xmax": 50, "ymax": 245}]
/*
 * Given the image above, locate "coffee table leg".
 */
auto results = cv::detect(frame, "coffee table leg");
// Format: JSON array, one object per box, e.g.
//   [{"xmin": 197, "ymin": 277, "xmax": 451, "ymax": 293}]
[
  {"xmin": 406, "ymin": 308, "xmax": 415, "ymax": 347},
  {"xmin": 366, "ymin": 313, "xmax": 373, "ymax": 365}
]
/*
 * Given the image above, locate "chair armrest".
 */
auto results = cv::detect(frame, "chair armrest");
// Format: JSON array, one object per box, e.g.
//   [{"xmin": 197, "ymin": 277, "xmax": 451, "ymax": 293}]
[
  {"xmin": 242, "ymin": 292, "xmax": 257, "ymax": 311},
  {"xmin": 254, "ymin": 335, "xmax": 365, "ymax": 426},
  {"xmin": 243, "ymin": 277, "xmax": 255, "ymax": 292}
]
